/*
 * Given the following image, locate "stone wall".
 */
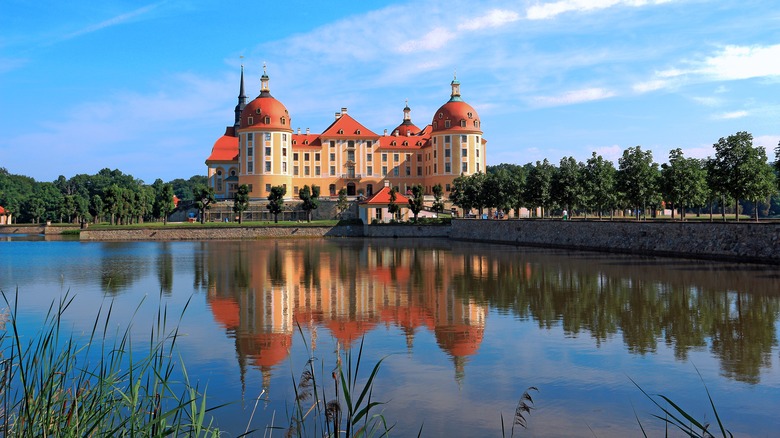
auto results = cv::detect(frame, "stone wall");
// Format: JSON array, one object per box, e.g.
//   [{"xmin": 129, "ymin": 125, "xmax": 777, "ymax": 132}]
[
  {"xmin": 80, "ymin": 225, "xmax": 363, "ymax": 241},
  {"xmin": 362, "ymin": 224, "xmax": 450, "ymax": 238},
  {"xmin": 451, "ymin": 219, "xmax": 780, "ymax": 264}
]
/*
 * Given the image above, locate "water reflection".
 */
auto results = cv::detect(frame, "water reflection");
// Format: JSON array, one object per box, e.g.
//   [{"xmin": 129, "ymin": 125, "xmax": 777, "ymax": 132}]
[{"xmin": 196, "ymin": 240, "xmax": 779, "ymax": 385}]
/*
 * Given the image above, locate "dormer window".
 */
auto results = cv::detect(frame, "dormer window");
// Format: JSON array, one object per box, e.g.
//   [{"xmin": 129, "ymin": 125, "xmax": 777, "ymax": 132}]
[
  {"xmin": 264, "ymin": 116, "xmax": 270, "ymax": 124},
  {"xmin": 444, "ymin": 120, "xmax": 451, "ymax": 128},
  {"xmin": 293, "ymin": 140, "xmax": 297, "ymax": 145},
  {"xmin": 474, "ymin": 120, "xmax": 478, "ymax": 127},
  {"xmin": 248, "ymin": 116, "xmax": 253, "ymax": 125},
  {"xmin": 468, "ymin": 112, "xmax": 473, "ymax": 118},
  {"xmin": 356, "ymin": 129, "xmax": 361, "ymax": 135},
  {"xmin": 460, "ymin": 120, "xmax": 466, "ymax": 127},
  {"xmin": 281, "ymin": 117, "xmax": 286, "ymax": 125},
  {"xmin": 338, "ymin": 129, "xmax": 344, "ymax": 134},
  {"xmin": 391, "ymin": 141, "xmax": 396, "ymax": 146},
  {"xmin": 438, "ymin": 113, "xmax": 443, "ymax": 119},
  {"xmin": 403, "ymin": 141, "xmax": 408, "ymax": 146},
  {"xmin": 255, "ymin": 108, "xmax": 261, "ymax": 114}
]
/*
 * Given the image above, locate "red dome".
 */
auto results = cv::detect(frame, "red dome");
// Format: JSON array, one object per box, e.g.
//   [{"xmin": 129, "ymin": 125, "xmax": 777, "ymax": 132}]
[
  {"xmin": 240, "ymin": 95, "xmax": 292, "ymax": 131},
  {"xmin": 431, "ymin": 100, "xmax": 481, "ymax": 133},
  {"xmin": 392, "ymin": 122, "xmax": 420, "ymax": 137}
]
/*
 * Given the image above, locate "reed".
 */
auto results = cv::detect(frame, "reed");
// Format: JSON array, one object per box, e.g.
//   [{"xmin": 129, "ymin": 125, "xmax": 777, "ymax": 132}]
[
  {"xmin": 277, "ymin": 324, "xmax": 398, "ymax": 438},
  {"xmin": 0, "ymin": 290, "xmax": 222, "ymax": 437}
]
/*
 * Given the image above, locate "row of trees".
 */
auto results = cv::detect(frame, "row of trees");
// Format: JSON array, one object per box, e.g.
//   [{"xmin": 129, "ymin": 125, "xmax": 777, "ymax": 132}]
[
  {"xmin": 450, "ymin": 132, "xmax": 780, "ymax": 221},
  {"xmin": 0, "ymin": 168, "xmax": 207, "ymax": 225}
]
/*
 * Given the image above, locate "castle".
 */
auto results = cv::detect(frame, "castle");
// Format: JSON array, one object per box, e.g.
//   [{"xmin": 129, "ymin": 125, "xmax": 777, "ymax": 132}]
[{"xmin": 206, "ymin": 66, "xmax": 486, "ymax": 200}]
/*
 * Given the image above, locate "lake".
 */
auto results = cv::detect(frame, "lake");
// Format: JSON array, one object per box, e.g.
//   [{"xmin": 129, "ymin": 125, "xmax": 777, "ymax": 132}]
[{"xmin": 1, "ymin": 235, "xmax": 779, "ymax": 436}]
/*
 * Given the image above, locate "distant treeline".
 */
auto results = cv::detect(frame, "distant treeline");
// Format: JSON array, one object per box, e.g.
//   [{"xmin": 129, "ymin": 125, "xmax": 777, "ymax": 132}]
[
  {"xmin": 450, "ymin": 131, "xmax": 780, "ymax": 220},
  {"xmin": 0, "ymin": 167, "xmax": 206, "ymax": 225}
]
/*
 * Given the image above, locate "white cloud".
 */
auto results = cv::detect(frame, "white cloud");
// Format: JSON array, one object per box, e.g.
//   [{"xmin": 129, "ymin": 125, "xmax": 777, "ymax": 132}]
[
  {"xmin": 632, "ymin": 79, "xmax": 669, "ymax": 93},
  {"xmin": 691, "ymin": 96, "xmax": 721, "ymax": 107},
  {"xmin": 533, "ymin": 87, "xmax": 616, "ymax": 106},
  {"xmin": 714, "ymin": 110, "xmax": 748, "ymax": 120},
  {"xmin": 754, "ymin": 135, "xmax": 780, "ymax": 149},
  {"xmin": 61, "ymin": 2, "xmax": 165, "ymax": 41},
  {"xmin": 699, "ymin": 44, "xmax": 780, "ymax": 80},
  {"xmin": 592, "ymin": 145, "xmax": 623, "ymax": 163},
  {"xmin": 398, "ymin": 27, "xmax": 456, "ymax": 53},
  {"xmin": 526, "ymin": 0, "xmax": 675, "ymax": 20},
  {"xmin": 458, "ymin": 9, "xmax": 520, "ymax": 31}
]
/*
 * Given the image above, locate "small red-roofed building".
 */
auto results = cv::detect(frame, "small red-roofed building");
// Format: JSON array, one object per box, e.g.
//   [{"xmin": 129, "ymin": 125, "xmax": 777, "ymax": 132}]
[
  {"xmin": 0, "ymin": 206, "xmax": 10, "ymax": 225},
  {"xmin": 206, "ymin": 66, "xmax": 486, "ymax": 203},
  {"xmin": 359, "ymin": 183, "xmax": 411, "ymax": 223}
]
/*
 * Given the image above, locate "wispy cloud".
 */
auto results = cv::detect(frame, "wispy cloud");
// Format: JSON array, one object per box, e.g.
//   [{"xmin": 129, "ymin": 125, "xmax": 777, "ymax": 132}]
[
  {"xmin": 60, "ymin": 2, "xmax": 165, "ymax": 41},
  {"xmin": 714, "ymin": 110, "xmax": 748, "ymax": 120},
  {"xmin": 533, "ymin": 87, "xmax": 616, "ymax": 106},
  {"xmin": 398, "ymin": 27, "xmax": 456, "ymax": 53},
  {"xmin": 526, "ymin": 0, "xmax": 675, "ymax": 20},
  {"xmin": 754, "ymin": 135, "xmax": 780, "ymax": 149},
  {"xmin": 458, "ymin": 9, "xmax": 520, "ymax": 31},
  {"xmin": 632, "ymin": 79, "xmax": 669, "ymax": 93}
]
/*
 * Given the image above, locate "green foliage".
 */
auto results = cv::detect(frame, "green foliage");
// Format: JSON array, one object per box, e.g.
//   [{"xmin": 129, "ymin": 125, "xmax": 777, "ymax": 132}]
[
  {"xmin": 267, "ymin": 185, "xmax": 286, "ymax": 223},
  {"xmin": 524, "ymin": 160, "xmax": 555, "ymax": 217},
  {"xmin": 407, "ymin": 184, "xmax": 424, "ymax": 222},
  {"xmin": 336, "ymin": 188, "xmax": 349, "ymax": 218},
  {"xmin": 581, "ymin": 152, "xmax": 617, "ymax": 219},
  {"xmin": 431, "ymin": 184, "xmax": 445, "ymax": 214},
  {"xmin": 194, "ymin": 185, "xmax": 216, "ymax": 224},
  {"xmin": 660, "ymin": 149, "xmax": 708, "ymax": 220},
  {"xmin": 232, "ymin": 184, "xmax": 250, "ymax": 224},
  {"xmin": 552, "ymin": 156, "xmax": 584, "ymax": 213},
  {"xmin": 387, "ymin": 187, "xmax": 400, "ymax": 220},
  {"xmin": 0, "ymin": 291, "xmax": 222, "ymax": 437},
  {"xmin": 618, "ymin": 146, "xmax": 659, "ymax": 220},
  {"xmin": 299, "ymin": 185, "xmax": 320, "ymax": 222}
]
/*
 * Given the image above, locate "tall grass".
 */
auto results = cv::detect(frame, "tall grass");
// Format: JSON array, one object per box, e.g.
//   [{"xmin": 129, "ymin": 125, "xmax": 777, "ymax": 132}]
[
  {"xmin": 276, "ymin": 325, "xmax": 399, "ymax": 438},
  {"xmin": 0, "ymin": 290, "xmax": 224, "ymax": 437}
]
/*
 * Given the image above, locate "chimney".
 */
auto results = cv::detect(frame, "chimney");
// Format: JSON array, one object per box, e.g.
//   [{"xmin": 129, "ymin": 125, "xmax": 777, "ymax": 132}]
[
  {"xmin": 406, "ymin": 130, "xmax": 411, "ymax": 136},
  {"xmin": 335, "ymin": 112, "xmax": 341, "ymax": 120},
  {"xmin": 384, "ymin": 129, "xmax": 388, "ymax": 136},
  {"xmin": 393, "ymin": 130, "xmax": 398, "ymax": 136},
  {"xmin": 306, "ymin": 127, "xmax": 310, "ymax": 135},
  {"xmin": 384, "ymin": 180, "xmax": 390, "ymax": 187},
  {"xmin": 297, "ymin": 127, "xmax": 301, "ymax": 134},
  {"xmin": 341, "ymin": 107, "xmax": 348, "ymax": 115}
]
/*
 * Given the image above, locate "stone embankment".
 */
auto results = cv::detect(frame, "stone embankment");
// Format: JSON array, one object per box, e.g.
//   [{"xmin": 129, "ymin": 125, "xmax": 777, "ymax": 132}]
[
  {"xmin": 79, "ymin": 225, "xmax": 363, "ymax": 240},
  {"xmin": 450, "ymin": 219, "xmax": 780, "ymax": 264}
]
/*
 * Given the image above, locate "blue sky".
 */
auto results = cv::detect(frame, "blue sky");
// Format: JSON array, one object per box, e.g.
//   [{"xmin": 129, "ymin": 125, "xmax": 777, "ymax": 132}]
[{"xmin": 1, "ymin": 0, "xmax": 779, "ymax": 184}]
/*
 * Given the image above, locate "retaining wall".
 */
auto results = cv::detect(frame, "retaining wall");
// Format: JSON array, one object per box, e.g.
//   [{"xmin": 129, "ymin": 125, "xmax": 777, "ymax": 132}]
[
  {"xmin": 450, "ymin": 219, "xmax": 780, "ymax": 264},
  {"xmin": 80, "ymin": 225, "xmax": 363, "ymax": 241},
  {"xmin": 362, "ymin": 224, "xmax": 450, "ymax": 238}
]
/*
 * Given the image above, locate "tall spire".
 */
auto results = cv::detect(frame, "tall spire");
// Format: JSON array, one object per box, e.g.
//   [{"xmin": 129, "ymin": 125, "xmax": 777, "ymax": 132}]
[
  {"xmin": 449, "ymin": 72, "xmax": 462, "ymax": 102},
  {"xmin": 234, "ymin": 63, "xmax": 247, "ymax": 129}
]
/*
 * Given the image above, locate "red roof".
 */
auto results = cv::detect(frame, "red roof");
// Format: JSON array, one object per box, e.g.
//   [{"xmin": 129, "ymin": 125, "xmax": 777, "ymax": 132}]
[
  {"xmin": 0, "ymin": 206, "xmax": 5, "ymax": 214},
  {"xmin": 431, "ymin": 100, "xmax": 481, "ymax": 133},
  {"xmin": 377, "ymin": 134, "xmax": 427, "ymax": 150},
  {"xmin": 321, "ymin": 113, "xmax": 379, "ymax": 138},
  {"xmin": 361, "ymin": 186, "xmax": 410, "ymax": 205},
  {"xmin": 206, "ymin": 129, "xmax": 239, "ymax": 163},
  {"xmin": 240, "ymin": 94, "xmax": 291, "ymax": 131},
  {"xmin": 291, "ymin": 133, "xmax": 322, "ymax": 148}
]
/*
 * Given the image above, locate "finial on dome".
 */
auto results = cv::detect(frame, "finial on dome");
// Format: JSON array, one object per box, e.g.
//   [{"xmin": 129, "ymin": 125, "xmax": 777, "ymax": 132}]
[
  {"xmin": 263, "ymin": 62, "xmax": 267, "ymax": 75},
  {"xmin": 260, "ymin": 62, "xmax": 270, "ymax": 96}
]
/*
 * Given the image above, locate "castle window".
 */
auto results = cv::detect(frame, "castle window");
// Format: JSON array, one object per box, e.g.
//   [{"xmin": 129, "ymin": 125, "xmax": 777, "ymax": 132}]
[
  {"xmin": 231, "ymin": 170, "xmax": 236, "ymax": 176},
  {"xmin": 264, "ymin": 116, "xmax": 270, "ymax": 124},
  {"xmin": 265, "ymin": 133, "xmax": 271, "ymax": 141},
  {"xmin": 417, "ymin": 166, "xmax": 422, "ymax": 176},
  {"xmin": 248, "ymin": 117, "xmax": 253, "ymax": 125},
  {"xmin": 382, "ymin": 153, "xmax": 387, "ymax": 162},
  {"xmin": 356, "ymin": 129, "xmax": 361, "ymax": 135},
  {"xmin": 462, "ymin": 148, "xmax": 467, "ymax": 157},
  {"xmin": 367, "ymin": 165, "xmax": 373, "ymax": 175},
  {"xmin": 304, "ymin": 153, "xmax": 310, "ymax": 161},
  {"xmin": 281, "ymin": 117, "xmax": 286, "ymax": 125},
  {"xmin": 330, "ymin": 153, "xmax": 335, "ymax": 161},
  {"xmin": 282, "ymin": 134, "xmax": 287, "ymax": 141},
  {"xmin": 445, "ymin": 120, "xmax": 451, "ymax": 128},
  {"xmin": 338, "ymin": 129, "xmax": 344, "ymax": 134},
  {"xmin": 445, "ymin": 135, "xmax": 450, "ymax": 143},
  {"xmin": 474, "ymin": 120, "xmax": 478, "ymax": 127},
  {"xmin": 283, "ymin": 148, "xmax": 287, "ymax": 157},
  {"xmin": 393, "ymin": 153, "xmax": 399, "ymax": 162},
  {"xmin": 315, "ymin": 153, "xmax": 320, "ymax": 161},
  {"xmin": 265, "ymin": 147, "xmax": 271, "ymax": 156},
  {"xmin": 293, "ymin": 153, "xmax": 299, "ymax": 161},
  {"xmin": 391, "ymin": 141, "xmax": 396, "ymax": 146},
  {"xmin": 247, "ymin": 133, "xmax": 254, "ymax": 142},
  {"xmin": 438, "ymin": 113, "xmax": 443, "ymax": 119},
  {"xmin": 282, "ymin": 162, "xmax": 287, "ymax": 173},
  {"xmin": 461, "ymin": 135, "xmax": 467, "ymax": 143},
  {"xmin": 330, "ymin": 166, "xmax": 336, "ymax": 176},
  {"xmin": 248, "ymin": 147, "xmax": 253, "ymax": 157},
  {"xmin": 248, "ymin": 162, "xmax": 254, "ymax": 173},
  {"xmin": 330, "ymin": 141, "xmax": 335, "ymax": 148},
  {"xmin": 445, "ymin": 148, "xmax": 450, "ymax": 158},
  {"xmin": 292, "ymin": 140, "xmax": 297, "ymax": 145},
  {"xmin": 294, "ymin": 166, "xmax": 299, "ymax": 175},
  {"xmin": 265, "ymin": 162, "xmax": 271, "ymax": 172},
  {"xmin": 462, "ymin": 162, "xmax": 468, "ymax": 172},
  {"xmin": 265, "ymin": 184, "xmax": 271, "ymax": 192},
  {"xmin": 366, "ymin": 153, "xmax": 372, "ymax": 161},
  {"xmin": 460, "ymin": 120, "xmax": 466, "ymax": 127},
  {"xmin": 445, "ymin": 162, "xmax": 451, "ymax": 173},
  {"xmin": 315, "ymin": 166, "xmax": 320, "ymax": 175}
]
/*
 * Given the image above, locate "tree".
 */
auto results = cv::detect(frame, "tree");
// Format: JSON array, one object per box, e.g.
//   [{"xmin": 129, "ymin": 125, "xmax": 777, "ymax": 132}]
[
  {"xmin": 775, "ymin": 141, "xmax": 780, "ymax": 192},
  {"xmin": 233, "ymin": 184, "xmax": 250, "ymax": 224},
  {"xmin": 194, "ymin": 185, "xmax": 216, "ymax": 224},
  {"xmin": 298, "ymin": 185, "xmax": 320, "ymax": 222},
  {"xmin": 711, "ymin": 132, "xmax": 775, "ymax": 221},
  {"xmin": 407, "ymin": 184, "xmax": 425, "ymax": 222},
  {"xmin": 387, "ymin": 187, "xmax": 400, "ymax": 221},
  {"xmin": 267, "ymin": 185, "xmax": 286, "ymax": 223},
  {"xmin": 660, "ymin": 149, "xmax": 707, "ymax": 221},
  {"xmin": 582, "ymin": 152, "xmax": 617, "ymax": 220},
  {"xmin": 152, "ymin": 179, "xmax": 176, "ymax": 224},
  {"xmin": 552, "ymin": 156, "xmax": 584, "ymax": 217},
  {"xmin": 524, "ymin": 159, "xmax": 555, "ymax": 217},
  {"xmin": 742, "ymin": 147, "xmax": 777, "ymax": 221},
  {"xmin": 617, "ymin": 146, "xmax": 658, "ymax": 220},
  {"xmin": 431, "ymin": 184, "xmax": 445, "ymax": 214},
  {"xmin": 90, "ymin": 194, "xmax": 104, "ymax": 224},
  {"xmin": 336, "ymin": 188, "xmax": 349, "ymax": 218}
]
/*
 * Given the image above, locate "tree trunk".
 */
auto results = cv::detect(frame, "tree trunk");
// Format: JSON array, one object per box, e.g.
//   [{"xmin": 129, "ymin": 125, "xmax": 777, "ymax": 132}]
[{"xmin": 734, "ymin": 199, "xmax": 739, "ymax": 221}]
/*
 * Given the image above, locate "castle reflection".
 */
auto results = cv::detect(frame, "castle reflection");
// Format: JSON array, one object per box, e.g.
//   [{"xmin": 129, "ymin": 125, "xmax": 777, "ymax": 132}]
[
  {"xmin": 197, "ymin": 239, "xmax": 780, "ymax": 387},
  {"xmin": 202, "ymin": 239, "xmax": 486, "ymax": 390}
]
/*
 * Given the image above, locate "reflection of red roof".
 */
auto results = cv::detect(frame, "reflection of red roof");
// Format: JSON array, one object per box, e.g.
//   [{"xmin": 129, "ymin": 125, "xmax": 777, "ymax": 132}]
[
  {"xmin": 325, "ymin": 319, "xmax": 377, "ymax": 348},
  {"xmin": 372, "ymin": 265, "xmax": 410, "ymax": 285},
  {"xmin": 379, "ymin": 305, "xmax": 435, "ymax": 332},
  {"xmin": 172, "ymin": 195, "xmax": 180, "ymax": 207},
  {"xmin": 0, "ymin": 206, "xmax": 5, "ymax": 214},
  {"xmin": 321, "ymin": 113, "xmax": 379, "ymax": 139},
  {"xmin": 434, "ymin": 324, "xmax": 484, "ymax": 357},
  {"xmin": 208, "ymin": 296, "xmax": 240, "ymax": 330},
  {"xmin": 206, "ymin": 129, "xmax": 239, "ymax": 163},
  {"xmin": 236, "ymin": 332, "xmax": 293, "ymax": 368},
  {"xmin": 361, "ymin": 186, "xmax": 410, "ymax": 206}
]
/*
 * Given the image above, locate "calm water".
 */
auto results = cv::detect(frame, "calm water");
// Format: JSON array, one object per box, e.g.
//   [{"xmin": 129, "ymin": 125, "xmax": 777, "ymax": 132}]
[{"xmin": 1, "ymin": 235, "xmax": 779, "ymax": 437}]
